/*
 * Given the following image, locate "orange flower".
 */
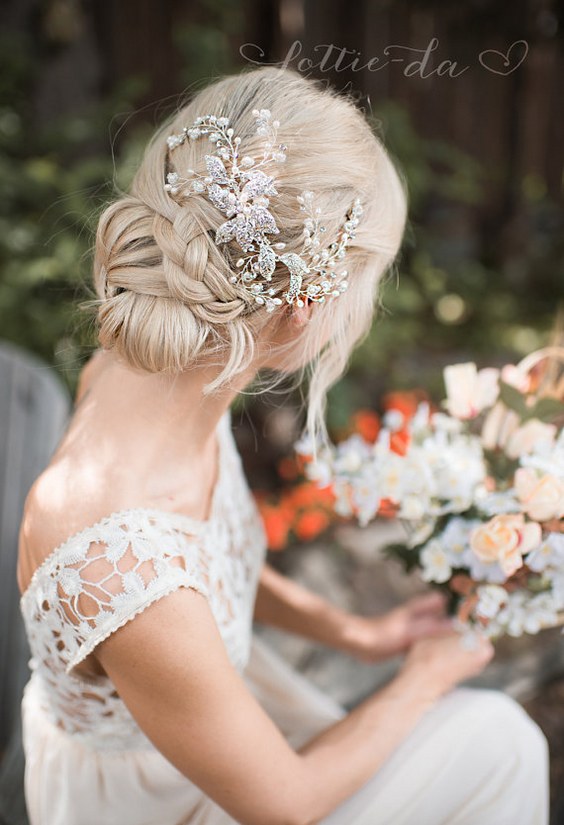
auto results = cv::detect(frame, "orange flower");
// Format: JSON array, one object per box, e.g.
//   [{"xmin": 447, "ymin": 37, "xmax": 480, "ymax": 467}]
[
  {"xmin": 259, "ymin": 504, "xmax": 292, "ymax": 551},
  {"xmin": 390, "ymin": 429, "xmax": 410, "ymax": 456},
  {"xmin": 293, "ymin": 451, "xmax": 313, "ymax": 471},
  {"xmin": 351, "ymin": 409, "xmax": 381, "ymax": 443},
  {"xmin": 383, "ymin": 390, "xmax": 427, "ymax": 421},
  {"xmin": 315, "ymin": 484, "xmax": 337, "ymax": 507},
  {"xmin": 378, "ymin": 498, "xmax": 398, "ymax": 519},
  {"xmin": 288, "ymin": 481, "xmax": 335, "ymax": 509},
  {"xmin": 294, "ymin": 509, "xmax": 331, "ymax": 541},
  {"xmin": 288, "ymin": 482, "xmax": 318, "ymax": 508}
]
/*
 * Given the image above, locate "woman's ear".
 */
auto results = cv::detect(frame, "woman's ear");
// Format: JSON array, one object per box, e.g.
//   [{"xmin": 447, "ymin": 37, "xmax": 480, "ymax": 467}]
[{"xmin": 290, "ymin": 300, "xmax": 313, "ymax": 328}]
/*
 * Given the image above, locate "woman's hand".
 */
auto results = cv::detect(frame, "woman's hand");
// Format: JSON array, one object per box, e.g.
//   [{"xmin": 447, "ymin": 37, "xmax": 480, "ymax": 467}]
[
  {"xmin": 341, "ymin": 590, "xmax": 455, "ymax": 663},
  {"xmin": 396, "ymin": 627, "xmax": 495, "ymax": 702}
]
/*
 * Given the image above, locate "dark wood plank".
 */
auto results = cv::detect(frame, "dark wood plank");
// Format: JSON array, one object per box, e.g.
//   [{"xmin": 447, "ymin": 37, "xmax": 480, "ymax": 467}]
[{"xmin": 0, "ymin": 342, "xmax": 71, "ymax": 825}]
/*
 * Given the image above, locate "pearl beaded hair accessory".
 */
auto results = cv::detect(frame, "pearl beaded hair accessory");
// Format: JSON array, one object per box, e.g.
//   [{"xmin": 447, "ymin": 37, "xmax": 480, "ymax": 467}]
[{"xmin": 164, "ymin": 108, "xmax": 363, "ymax": 314}]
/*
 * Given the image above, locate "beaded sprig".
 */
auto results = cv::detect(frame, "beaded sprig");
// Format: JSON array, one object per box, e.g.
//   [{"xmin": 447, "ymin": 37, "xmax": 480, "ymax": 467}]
[{"xmin": 164, "ymin": 109, "xmax": 363, "ymax": 314}]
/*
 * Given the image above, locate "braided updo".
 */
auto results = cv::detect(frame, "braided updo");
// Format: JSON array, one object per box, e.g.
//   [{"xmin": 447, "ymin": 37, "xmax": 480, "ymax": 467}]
[{"xmin": 86, "ymin": 66, "xmax": 408, "ymax": 448}]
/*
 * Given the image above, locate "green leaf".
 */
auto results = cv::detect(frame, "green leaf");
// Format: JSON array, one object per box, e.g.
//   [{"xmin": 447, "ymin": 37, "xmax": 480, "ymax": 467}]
[
  {"xmin": 498, "ymin": 382, "xmax": 528, "ymax": 418},
  {"xmin": 382, "ymin": 542, "xmax": 421, "ymax": 573},
  {"xmin": 523, "ymin": 397, "xmax": 564, "ymax": 423}
]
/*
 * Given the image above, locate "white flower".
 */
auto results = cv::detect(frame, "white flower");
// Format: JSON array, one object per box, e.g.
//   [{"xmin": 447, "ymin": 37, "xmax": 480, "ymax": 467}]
[
  {"xmin": 408, "ymin": 402, "xmax": 431, "ymax": 434},
  {"xmin": 396, "ymin": 449, "xmax": 435, "ymax": 499},
  {"xmin": 475, "ymin": 584, "xmax": 508, "ymax": 620},
  {"xmin": 443, "ymin": 363, "xmax": 500, "ymax": 419},
  {"xmin": 430, "ymin": 412, "xmax": 463, "ymax": 434},
  {"xmin": 467, "ymin": 552, "xmax": 508, "ymax": 584},
  {"xmin": 332, "ymin": 478, "xmax": 355, "ymax": 518},
  {"xmin": 351, "ymin": 480, "xmax": 382, "ymax": 528},
  {"xmin": 432, "ymin": 440, "xmax": 486, "ymax": 510},
  {"xmin": 520, "ymin": 429, "xmax": 564, "ymax": 480},
  {"xmin": 420, "ymin": 540, "xmax": 452, "ymax": 583},
  {"xmin": 380, "ymin": 452, "xmax": 411, "ymax": 502},
  {"xmin": 481, "ymin": 402, "xmax": 520, "ymax": 451},
  {"xmin": 547, "ymin": 570, "xmax": 564, "ymax": 607},
  {"xmin": 320, "ymin": 413, "xmax": 487, "ymax": 525},
  {"xmin": 399, "ymin": 496, "xmax": 425, "ymax": 520},
  {"xmin": 505, "ymin": 419, "xmax": 557, "ymax": 460},
  {"xmin": 294, "ymin": 432, "xmax": 315, "ymax": 456},
  {"xmin": 304, "ymin": 456, "xmax": 334, "ymax": 488},
  {"xmin": 334, "ymin": 435, "xmax": 372, "ymax": 475},
  {"xmin": 405, "ymin": 518, "xmax": 436, "ymax": 548},
  {"xmin": 474, "ymin": 488, "xmax": 521, "ymax": 517},
  {"xmin": 494, "ymin": 591, "xmax": 560, "ymax": 637},
  {"xmin": 526, "ymin": 533, "xmax": 564, "ymax": 573},
  {"xmin": 439, "ymin": 517, "xmax": 477, "ymax": 566},
  {"xmin": 383, "ymin": 409, "xmax": 405, "ymax": 431}
]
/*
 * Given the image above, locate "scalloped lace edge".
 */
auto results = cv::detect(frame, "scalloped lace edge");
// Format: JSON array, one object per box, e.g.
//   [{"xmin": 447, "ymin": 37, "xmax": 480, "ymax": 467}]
[{"xmin": 65, "ymin": 579, "xmax": 212, "ymax": 675}]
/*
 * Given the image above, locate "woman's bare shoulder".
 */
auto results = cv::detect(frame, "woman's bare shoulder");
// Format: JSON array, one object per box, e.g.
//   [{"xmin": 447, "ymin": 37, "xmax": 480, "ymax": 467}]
[
  {"xmin": 18, "ymin": 349, "xmax": 114, "ymax": 575},
  {"xmin": 19, "ymin": 475, "xmax": 102, "ymax": 592}
]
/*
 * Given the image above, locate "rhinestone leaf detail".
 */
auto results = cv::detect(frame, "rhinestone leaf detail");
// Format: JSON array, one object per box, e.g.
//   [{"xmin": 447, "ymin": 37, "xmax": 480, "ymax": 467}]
[
  {"xmin": 164, "ymin": 109, "xmax": 363, "ymax": 313},
  {"xmin": 258, "ymin": 244, "xmax": 277, "ymax": 278}
]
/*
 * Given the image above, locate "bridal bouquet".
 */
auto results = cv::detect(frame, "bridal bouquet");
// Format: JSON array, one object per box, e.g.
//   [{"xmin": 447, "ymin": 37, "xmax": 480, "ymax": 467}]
[{"xmin": 296, "ymin": 348, "xmax": 564, "ymax": 639}]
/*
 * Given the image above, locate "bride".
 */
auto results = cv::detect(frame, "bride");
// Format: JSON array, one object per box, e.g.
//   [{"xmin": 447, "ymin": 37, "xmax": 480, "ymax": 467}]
[{"xmin": 17, "ymin": 66, "xmax": 548, "ymax": 825}]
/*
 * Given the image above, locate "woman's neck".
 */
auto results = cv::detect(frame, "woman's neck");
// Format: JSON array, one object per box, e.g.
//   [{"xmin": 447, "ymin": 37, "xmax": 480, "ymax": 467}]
[{"xmin": 68, "ymin": 350, "xmax": 256, "ymax": 503}]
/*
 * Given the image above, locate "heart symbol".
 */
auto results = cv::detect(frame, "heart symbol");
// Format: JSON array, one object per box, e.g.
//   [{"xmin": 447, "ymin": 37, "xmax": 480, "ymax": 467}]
[{"xmin": 479, "ymin": 40, "xmax": 529, "ymax": 75}]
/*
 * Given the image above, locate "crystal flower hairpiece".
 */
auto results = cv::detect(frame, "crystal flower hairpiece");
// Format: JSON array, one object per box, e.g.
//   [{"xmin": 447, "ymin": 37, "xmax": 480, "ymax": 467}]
[{"xmin": 164, "ymin": 108, "xmax": 363, "ymax": 314}]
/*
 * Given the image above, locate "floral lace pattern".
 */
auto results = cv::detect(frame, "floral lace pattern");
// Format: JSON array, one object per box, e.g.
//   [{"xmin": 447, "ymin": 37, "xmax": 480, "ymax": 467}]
[{"xmin": 20, "ymin": 410, "xmax": 268, "ymax": 750}]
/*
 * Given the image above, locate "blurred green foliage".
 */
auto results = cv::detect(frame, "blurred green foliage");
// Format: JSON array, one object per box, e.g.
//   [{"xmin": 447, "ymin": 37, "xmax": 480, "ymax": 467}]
[
  {"xmin": 0, "ymin": 30, "xmax": 153, "ymax": 389},
  {"xmin": 173, "ymin": 0, "xmax": 243, "ymax": 88},
  {"xmin": 326, "ymin": 102, "xmax": 564, "ymax": 431}
]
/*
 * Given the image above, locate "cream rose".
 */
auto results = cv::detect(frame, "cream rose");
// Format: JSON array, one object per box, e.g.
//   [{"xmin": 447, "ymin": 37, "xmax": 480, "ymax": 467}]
[
  {"xmin": 515, "ymin": 468, "xmax": 564, "ymax": 522},
  {"xmin": 469, "ymin": 514, "xmax": 541, "ymax": 577}
]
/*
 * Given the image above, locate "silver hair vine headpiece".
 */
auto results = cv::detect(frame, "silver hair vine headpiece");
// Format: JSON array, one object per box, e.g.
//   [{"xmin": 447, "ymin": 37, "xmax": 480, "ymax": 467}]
[{"xmin": 163, "ymin": 108, "xmax": 364, "ymax": 314}]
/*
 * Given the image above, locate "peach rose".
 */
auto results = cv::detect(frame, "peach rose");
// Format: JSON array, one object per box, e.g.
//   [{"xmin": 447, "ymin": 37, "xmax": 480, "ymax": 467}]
[
  {"xmin": 469, "ymin": 514, "xmax": 541, "ymax": 577},
  {"xmin": 515, "ymin": 468, "xmax": 564, "ymax": 522},
  {"xmin": 505, "ymin": 419, "xmax": 557, "ymax": 460}
]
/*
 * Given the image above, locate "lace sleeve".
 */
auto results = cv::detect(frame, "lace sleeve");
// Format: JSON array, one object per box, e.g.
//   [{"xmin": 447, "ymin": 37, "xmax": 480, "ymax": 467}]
[{"xmin": 33, "ymin": 511, "xmax": 212, "ymax": 676}]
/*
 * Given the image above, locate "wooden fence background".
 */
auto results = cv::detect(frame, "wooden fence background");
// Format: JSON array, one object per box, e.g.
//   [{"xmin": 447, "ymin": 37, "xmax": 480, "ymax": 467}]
[{"xmin": 2, "ymin": 0, "xmax": 561, "ymax": 285}]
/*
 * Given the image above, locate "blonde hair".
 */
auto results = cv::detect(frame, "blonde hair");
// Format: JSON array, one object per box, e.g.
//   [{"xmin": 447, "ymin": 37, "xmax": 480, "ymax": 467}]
[{"xmin": 84, "ymin": 66, "xmax": 408, "ymax": 455}]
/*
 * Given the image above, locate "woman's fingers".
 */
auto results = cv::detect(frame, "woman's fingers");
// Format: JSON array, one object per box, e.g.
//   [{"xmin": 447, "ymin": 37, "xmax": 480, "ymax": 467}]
[
  {"xmin": 409, "ymin": 615, "xmax": 456, "ymax": 642},
  {"xmin": 406, "ymin": 590, "xmax": 449, "ymax": 617}
]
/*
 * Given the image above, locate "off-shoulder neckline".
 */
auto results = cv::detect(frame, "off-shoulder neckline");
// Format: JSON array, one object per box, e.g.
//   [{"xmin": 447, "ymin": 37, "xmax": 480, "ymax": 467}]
[{"xmin": 20, "ymin": 409, "xmax": 231, "ymax": 608}]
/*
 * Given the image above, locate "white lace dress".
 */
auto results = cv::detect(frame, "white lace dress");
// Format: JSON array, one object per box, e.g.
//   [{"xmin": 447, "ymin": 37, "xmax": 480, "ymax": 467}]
[{"xmin": 20, "ymin": 408, "xmax": 550, "ymax": 825}]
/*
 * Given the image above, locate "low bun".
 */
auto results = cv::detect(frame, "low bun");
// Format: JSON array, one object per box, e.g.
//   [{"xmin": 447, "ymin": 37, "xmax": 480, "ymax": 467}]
[
  {"xmin": 83, "ymin": 65, "xmax": 407, "ymax": 439},
  {"xmin": 90, "ymin": 191, "xmax": 258, "ymax": 380},
  {"xmin": 150, "ymin": 209, "xmax": 245, "ymax": 321}
]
